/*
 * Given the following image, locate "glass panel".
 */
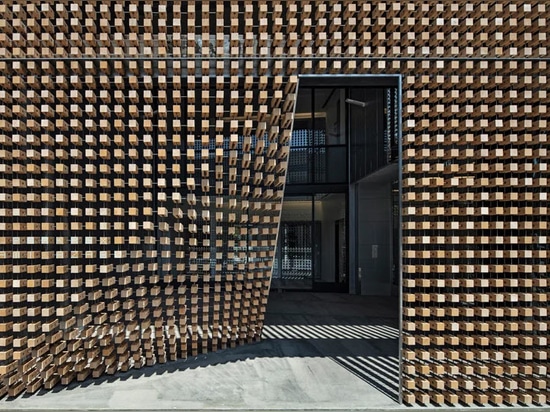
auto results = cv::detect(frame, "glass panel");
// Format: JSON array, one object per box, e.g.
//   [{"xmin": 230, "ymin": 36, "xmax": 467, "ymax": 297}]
[
  {"xmin": 288, "ymin": 89, "xmax": 313, "ymax": 184},
  {"xmin": 349, "ymin": 88, "xmax": 379, "ymax": 180},
  {"xmin": 272, "ymin": 196, "xmax": 313, "ymax": 290},
  {"xmin": 314, "ymin": 145, "xmax": 347, "ymax": 183},
  {"xmin": 336, "ymin": 218, "xmax": 347, "ymax": 284},
  {"xmin": 287, "ymin": 146, "xmax": 312, "ymax": 184},
  {"xmin": 314, "ymin": 88, "xmax": 345, "ymax": 145},
  {"xmin": 313, "ymin": 193, "xmax": 347, "ymax": 286},
  {"xmin": 287, "ymin": 87, "xmax": 347, "ymax": 185},
  {"xmin": 314, "ymin": 117, "xmax": 326, "ymax": 146},
  {"xmin": 349, "ymin": 87, "xmax": 398, "ymax": 182},
  {"xmin": 313, "ymin": 88, "xmax": 346, "ymax": 184}
]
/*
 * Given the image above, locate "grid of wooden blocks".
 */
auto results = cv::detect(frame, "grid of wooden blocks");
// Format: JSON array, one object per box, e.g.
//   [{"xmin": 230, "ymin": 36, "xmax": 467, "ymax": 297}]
[{"xmin": 0, "ymin": 0, "xmax": 548, "ymax": 406}]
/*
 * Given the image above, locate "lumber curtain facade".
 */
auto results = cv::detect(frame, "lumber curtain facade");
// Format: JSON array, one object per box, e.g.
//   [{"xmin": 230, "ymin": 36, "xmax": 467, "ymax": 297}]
[{"xmin": 0, "ymin": 0, "xmax": 548, "ymax": 405}]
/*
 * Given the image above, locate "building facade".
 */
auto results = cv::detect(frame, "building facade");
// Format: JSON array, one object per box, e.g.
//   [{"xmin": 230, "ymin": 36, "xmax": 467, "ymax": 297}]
[{"xmin": 0, "ymin": 0, "xmax": 548, "ymax": 405}]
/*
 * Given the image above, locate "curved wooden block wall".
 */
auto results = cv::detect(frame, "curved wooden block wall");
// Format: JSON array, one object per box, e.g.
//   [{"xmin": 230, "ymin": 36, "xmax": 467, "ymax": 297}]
[{"xmin": 0, "ymin": 0, "xmax": 548, "ymax": 405}]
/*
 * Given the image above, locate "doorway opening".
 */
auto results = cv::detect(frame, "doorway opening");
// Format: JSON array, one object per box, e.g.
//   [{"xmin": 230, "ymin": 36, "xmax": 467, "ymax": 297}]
[
  {"xmin": 272, "ymin": 193, "xmax": 348, "ymax": 291},
  {"xmin": 272, "ymin": 76, "xmax": 402, "ymax": 297},
  {"xmin": 266, "ymin": 75, "xmax": 402, "ymax": 403}
]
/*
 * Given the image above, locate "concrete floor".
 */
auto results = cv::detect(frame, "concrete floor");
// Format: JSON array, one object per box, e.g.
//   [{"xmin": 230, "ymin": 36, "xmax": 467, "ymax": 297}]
[{"xmin": 0, "ymin": 292, "xmax": 401, "ymax": 411}]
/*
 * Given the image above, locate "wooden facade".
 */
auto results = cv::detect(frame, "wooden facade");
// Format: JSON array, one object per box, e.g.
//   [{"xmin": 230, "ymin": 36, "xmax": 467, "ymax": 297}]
[{"xmin": 0, "ymin": 0, "xmax": 548, "ymax": 405}]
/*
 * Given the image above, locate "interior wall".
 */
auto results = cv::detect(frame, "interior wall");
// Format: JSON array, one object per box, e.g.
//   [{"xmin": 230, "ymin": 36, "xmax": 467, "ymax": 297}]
[{"xmin": 356, "ymin": 180, "xmax": 393, "ymax": 296}]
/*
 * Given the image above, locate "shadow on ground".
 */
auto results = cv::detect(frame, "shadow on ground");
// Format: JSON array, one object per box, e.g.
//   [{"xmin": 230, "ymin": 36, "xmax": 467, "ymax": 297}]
[{"xmin": 2, "ymin": 292, "xmax": 400, "ymax": 409}]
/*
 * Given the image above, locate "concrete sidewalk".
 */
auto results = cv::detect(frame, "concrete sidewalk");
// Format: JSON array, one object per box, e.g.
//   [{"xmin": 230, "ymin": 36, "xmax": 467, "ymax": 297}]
[{"xmin": 0, "ymin": 292, "xmax": 401, "ymax": 411}]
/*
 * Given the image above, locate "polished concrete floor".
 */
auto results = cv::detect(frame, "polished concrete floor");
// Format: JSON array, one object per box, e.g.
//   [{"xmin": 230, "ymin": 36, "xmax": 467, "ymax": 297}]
[{"xmin": 0, "ymin": 292, "xmax": 401, "ymax": 411}]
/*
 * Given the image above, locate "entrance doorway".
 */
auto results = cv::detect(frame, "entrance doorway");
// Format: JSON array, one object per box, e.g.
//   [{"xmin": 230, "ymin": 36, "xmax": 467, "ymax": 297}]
[
  {"xmin": 268, "ymin": 76, "xmax": 402, "ymax": 403},
  {"xmin": 272, "ymin": 193, "xmax": 348, "ymax": 291},
  {"xmin": 272, "ymin": 76, "xmax": 401, "ymax": 296}
]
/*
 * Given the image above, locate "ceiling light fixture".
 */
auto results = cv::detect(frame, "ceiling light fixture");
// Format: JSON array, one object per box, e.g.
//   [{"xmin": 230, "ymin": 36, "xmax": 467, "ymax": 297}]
[{"xmin": 345, "ymin": 98, "xmax": 368, "ymax": 108}]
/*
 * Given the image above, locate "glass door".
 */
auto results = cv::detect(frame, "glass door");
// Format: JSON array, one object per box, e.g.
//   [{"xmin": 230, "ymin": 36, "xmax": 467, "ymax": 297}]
[
  {"xmin": 272, "ymin": 196, "xmax": 314, "ymax": 290},
  {"xmin": 336, "ymin": 218, "xmax": 347, "ymax": 284},
  {"xmin": 272, "ymin": 194, "xmax": 348, "ymax": 292},
  {"xmin": 312, "ymin": 193, "xmax": 348, "ymax": 292}
]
